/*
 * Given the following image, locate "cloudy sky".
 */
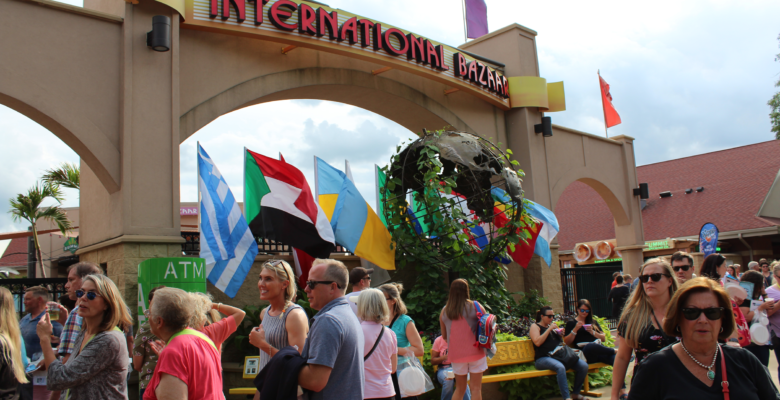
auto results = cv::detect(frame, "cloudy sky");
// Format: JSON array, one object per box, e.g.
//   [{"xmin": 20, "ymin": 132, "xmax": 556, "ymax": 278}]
[{"xmin": 1, "ymin": 0, "xmax": 779, "ymax": 255}]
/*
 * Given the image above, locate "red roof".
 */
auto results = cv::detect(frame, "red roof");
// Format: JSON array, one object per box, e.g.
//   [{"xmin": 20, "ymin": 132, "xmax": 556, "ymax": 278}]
[
  {"xmin": 0, "ymin": 238, "xmax": 28, "ymax": 268},
  {"xmin": 556, "ymin": 140, "xmax": 780, "ymax": 250}
]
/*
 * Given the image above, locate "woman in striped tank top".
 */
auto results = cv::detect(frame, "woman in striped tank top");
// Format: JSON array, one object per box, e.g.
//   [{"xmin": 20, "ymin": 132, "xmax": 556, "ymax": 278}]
[{"xmin": 249, "ymin": 260, "xmax": 309, "ymax": 400}]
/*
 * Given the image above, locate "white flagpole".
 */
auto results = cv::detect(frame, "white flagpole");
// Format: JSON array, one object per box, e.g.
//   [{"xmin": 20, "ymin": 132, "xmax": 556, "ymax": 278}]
[
  {"xmin": 462, "ymin": 0, "xmax": 468, "ymax": 42},
  {"xmin": 313, "ymin": 155, "xmax": 319, "ymax": 203},
  {"xmin": 374, "ymin": 164, "xmax": 381, "ymax": 212}
]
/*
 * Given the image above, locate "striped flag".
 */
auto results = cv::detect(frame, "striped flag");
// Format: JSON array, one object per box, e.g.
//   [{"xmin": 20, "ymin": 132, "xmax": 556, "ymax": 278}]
[{"xmin": 198, "ymin": 144, "xmax": 258, "ymax": 298}]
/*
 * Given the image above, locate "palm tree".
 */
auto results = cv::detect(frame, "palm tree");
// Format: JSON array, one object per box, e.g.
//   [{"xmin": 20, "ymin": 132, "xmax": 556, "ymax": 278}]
[
  {"xmin": 8, "ymin": 183, "xmax": 73, "ymax": 278},
  {"xmin": 42, "ymin": 162, "xmax": 80, "ymax": 190}
]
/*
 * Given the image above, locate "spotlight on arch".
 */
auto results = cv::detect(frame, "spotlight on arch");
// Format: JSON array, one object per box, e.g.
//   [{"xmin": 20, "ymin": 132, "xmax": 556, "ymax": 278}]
[
  {"xmin": 147, "ymin": 16, "xmax": 171, "ymax": 52},
  {"xmin": 534, "ymin": 116, "xmax": 553, "ymax": 137}
]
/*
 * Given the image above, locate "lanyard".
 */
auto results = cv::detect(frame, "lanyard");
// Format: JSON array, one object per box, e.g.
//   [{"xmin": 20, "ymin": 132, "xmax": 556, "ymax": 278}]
[
  {"xmin": 168, "ymin": 328, "xmax": 218, "ymax": 351},
  {"xmin": 65, "ymin": 327, "xmax": 123, "ymax": 400}
]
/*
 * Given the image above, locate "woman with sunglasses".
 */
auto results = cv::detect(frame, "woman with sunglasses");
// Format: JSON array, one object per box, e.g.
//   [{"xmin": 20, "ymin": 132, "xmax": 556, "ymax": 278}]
[
  {"xmin": 380, "ymin": 283, "xmax": 424, "ymax": 400},
  {"xmin": 563, "ymin": 300, "xmax": 618, "ymax": 365},
  {"xmin": 628, "ymin": 277, "xmax": 780, "ymax": 400},
  {"xmin": 249, "ymin": 260, "xmax": 309, "ymax": 400},
  {"xmin": 530, "ymin": 306, "xmax": 589, "ymax": 400},
  {"xmin": 611, "ymin": 258, "xmax": 679, "ymax": 400},
  {"xmin": 36, "ymin": 274, "xmax": 132, "ymax": 399}
]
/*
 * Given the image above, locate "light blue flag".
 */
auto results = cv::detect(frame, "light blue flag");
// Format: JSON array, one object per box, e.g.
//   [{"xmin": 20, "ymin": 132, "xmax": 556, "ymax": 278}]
[
  {"xmin": 198, "ymin": 144, "xmax": 258, "ymax": 298},
  {"xmin": 525, "ymin": 200, "xmax": 559, "ymax": 267}
]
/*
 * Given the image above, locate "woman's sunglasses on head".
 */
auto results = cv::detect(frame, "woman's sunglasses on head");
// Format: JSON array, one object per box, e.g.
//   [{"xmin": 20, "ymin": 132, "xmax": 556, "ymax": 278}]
[
  {"xmin": 640, "ymin": 273, "xmax": 671, "ymax": 283},
  {"xmin": 75, "ymin": 290, "xmax": 101, "ymax": 300}
]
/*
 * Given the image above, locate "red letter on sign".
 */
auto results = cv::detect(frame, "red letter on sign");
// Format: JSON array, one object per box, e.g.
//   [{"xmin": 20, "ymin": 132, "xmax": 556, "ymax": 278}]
[
  {"xmin": 425, "ymin": 40, "xmax": 440, "ymax": 69},
  {"xmin": 383, "ymin": 28, "xmax": 409, "ymax": 56},
  {"xmin": 339, "ymin": 17, "xmax": 358, "ymax": 44},
  {"xmin": 298, "ymin": 3, "xmax": 316, "ymax": 35},
  {"xmin": 502, "ymin": 76, "xmax": 509, "ymax": 98},
  {"xmin": 407, "ymin": 34, "xmax": 426, "ymax": 63},
  {"xmin": 437, "ymin": 45, "xmax": 449, "ymax": 71},
  {"xmin": 476, "ymin": 62, "xmax": 488, "ymax": 86},
  {"xmin": 247, "ymin": 0, "xmax": 268, "ymax": 25},
  {"xmin": 466, "ymin": 61, "xmax": 478, "ymax": 82},
  {"xmin": 372, "ymin": 23, "xmax": 384, "ymax": 51},
  {"xmin": 494, "ymin": 71, "xmax": 503, "ymax": 95},
  {"xmin": 486, "ymin": 68, "xmax": 496, "ymax": 91},
  {"xmin": 216, "ymin": 0, "xmax": 245, "ymax": 22},
  {"xmin": 358, "ymin": 19, "xmax": 374, "ymax": 48},
  {"xmin": 268, "ymin": 0, "xmax": 296, "ymax": 31},
  {"xmin": 454, "ymin": 53, "xmax": 468, "ymax": 77},
  {"xmin": 316, "ymin": 8, "xmax": 338, "ymax": 40}
]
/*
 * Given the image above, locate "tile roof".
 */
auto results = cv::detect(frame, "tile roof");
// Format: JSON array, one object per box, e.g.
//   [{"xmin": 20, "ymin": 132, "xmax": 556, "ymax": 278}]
[
  {"xmin": 0, "ymin": 238, "xmax": 28, "ymax": 268},
  {"xmin": 556, "ymin": 140, "xmax": 780, "ymax": 250}
]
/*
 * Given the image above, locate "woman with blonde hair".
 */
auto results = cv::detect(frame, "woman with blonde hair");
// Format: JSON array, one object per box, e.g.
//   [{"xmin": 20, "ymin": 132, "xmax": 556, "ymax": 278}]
[
  {"xmin": 358, "ymin": 288, "xmax": 398, "ymax": 400},
  {"xmin": 248, "ymin": 260, "xmax": 309, "ymax": 400},
  {"xmin": 37, "ymin": 274, "xmax": 132, "ymax": 399},
  {"xmin": 190, "ymin": 292, "xmax": 245, "ymax": 353},
  {"xmin": 611, "ymin": 258, "xmax": 679, "ymax": 400},
  {"xmin": 0, "ymin": 287, "xmax": 28, "ymax": 398},
  {"xmin": 380, "ymin": 283, "xmax": 424, "ymax": 400},
  {"xmin": 440, "ymin": 279, "xmax": 487, "ymax": 400}
]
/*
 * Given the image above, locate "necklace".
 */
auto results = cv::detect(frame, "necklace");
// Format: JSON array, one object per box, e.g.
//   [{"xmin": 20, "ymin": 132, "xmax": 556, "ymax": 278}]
[{"xmin": 680, "ymin": 340, "xmax": 718, "ymax": 380}]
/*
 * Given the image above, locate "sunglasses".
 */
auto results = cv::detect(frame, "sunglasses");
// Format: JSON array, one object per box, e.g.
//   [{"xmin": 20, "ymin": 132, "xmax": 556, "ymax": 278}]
[
  {"xmin": 681, "ymin": 307, "xmax": 724, "ymax": 321},
  {"xmin": 306, "ymin": 280, "xmax": 342, "ymax": 290},
  {"xmin": 579, "ymin": 309, "xmax": 590, "ymax": 314},
  {"xmin": 543, "ymin": 314, "xmax": 554, "ymax": 318},
  {"xmin": 672, "ymin": 265, "xmax": 690, "ymax": 272},
  {"xmin": 75, "ymin": 290, "xmax": 101, "ymax": 301},
  {"xmin": 639, "ymin": 273, "xmax": 671, "ymax": 283}
]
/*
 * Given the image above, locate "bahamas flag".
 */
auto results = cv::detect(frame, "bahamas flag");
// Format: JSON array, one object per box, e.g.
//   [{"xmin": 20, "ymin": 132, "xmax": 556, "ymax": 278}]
[{"xmin": 315, "ymin": 157, "xmax": 395, "ymax": 270}]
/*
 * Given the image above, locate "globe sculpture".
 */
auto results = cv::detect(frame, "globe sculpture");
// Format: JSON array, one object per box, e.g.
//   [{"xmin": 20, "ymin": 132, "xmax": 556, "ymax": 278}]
[{"xmin": 382, "ymin": 130, "xmax": 526, "ymax": 267}]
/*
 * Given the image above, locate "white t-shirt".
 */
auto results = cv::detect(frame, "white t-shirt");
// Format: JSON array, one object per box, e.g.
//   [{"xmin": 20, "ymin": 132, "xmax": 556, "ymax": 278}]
[{"xmin": 346, "ymin": 291, "xmax": 361, "ymax": 317}]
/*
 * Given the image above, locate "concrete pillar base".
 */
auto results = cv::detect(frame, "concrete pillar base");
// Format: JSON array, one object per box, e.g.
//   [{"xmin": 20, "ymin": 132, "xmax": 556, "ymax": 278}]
[
  {"xmin": 617, "ymin": 246, "xmax": 645, "ymax": 277},
  {"xmin": 522, "ymin": 248, "xmax": 563, "ymax": 312}
]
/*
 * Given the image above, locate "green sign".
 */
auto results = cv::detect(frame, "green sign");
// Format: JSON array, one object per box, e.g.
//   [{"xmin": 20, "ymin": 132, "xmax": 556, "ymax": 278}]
[
  {"xmin": 645, "ymin": 239, "xmax": 672, "ymax": 251},
  {"xmin": 594, "ymin": 258, "xmax": 622, "ymax": 264},
  {"xmin": 137, "ymin": 257, "xmax": 207, "ymax": 324},
  {"xmin": 63, "ymin": 237, "xmax": 79, "ymax": 254}
]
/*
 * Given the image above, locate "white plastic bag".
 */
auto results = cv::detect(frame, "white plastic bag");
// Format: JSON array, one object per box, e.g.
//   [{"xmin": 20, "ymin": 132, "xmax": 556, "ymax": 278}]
[
  {"xmin": 396, "ymin": 356, "xmax": 434, "ymax": 397},
  {"xmin": 751, "ymin": 309, "xmax": 771, "ymax": 345}
]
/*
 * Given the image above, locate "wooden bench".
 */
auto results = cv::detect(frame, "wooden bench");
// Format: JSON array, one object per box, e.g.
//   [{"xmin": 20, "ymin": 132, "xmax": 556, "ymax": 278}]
[{"xmin": 482, "ymin": 340, "xmax": 609, "ymax": 397}]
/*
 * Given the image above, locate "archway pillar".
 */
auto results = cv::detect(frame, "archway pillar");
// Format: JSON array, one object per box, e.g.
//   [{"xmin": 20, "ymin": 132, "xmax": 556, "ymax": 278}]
[{"xmin": 522, "ymin": 246, "xmax": 563, "ymax": 312}]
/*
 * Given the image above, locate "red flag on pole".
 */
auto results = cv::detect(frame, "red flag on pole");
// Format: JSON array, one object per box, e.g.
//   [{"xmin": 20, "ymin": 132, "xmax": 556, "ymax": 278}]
[{"xmin": 599, "ymin": 73, "xmax": 622, "ymax": 128}]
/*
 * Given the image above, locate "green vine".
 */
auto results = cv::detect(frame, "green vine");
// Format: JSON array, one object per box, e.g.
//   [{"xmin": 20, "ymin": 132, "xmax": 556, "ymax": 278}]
[{"xmin": 382, "ymin": 128, "xmax": 530, "ymax": 331}]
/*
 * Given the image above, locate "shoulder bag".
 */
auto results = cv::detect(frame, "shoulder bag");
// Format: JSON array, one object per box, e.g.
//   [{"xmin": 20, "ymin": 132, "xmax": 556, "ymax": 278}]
[{"xmin": 364, "ymin": 326, "xmax": 386, "ymax": 361}]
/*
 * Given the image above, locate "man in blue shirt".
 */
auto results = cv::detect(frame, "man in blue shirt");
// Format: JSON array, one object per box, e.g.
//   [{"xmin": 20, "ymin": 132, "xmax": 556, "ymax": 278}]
[
  {"xmin": 19, "ymin": 286, "xmax": 63, "ymax": 359},
  {"xmin": 299, "ymin": 259, "xmax": 364, "ymax": 400}
]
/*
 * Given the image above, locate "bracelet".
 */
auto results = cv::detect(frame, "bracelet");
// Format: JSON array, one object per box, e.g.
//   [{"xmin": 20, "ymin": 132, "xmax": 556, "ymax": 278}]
[{"xmin": 218, "ymin": 303, "xmax": 222, "ymax": 311}]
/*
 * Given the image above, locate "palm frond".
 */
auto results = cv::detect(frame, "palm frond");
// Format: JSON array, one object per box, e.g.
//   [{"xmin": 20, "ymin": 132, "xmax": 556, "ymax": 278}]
[
  {"xmin": 42, "ymin": 162, "xmax": 80, "ymax": 190},
  {"xmin": 36, "ymin": 206, "xmax": 73, "ymax": 234}
]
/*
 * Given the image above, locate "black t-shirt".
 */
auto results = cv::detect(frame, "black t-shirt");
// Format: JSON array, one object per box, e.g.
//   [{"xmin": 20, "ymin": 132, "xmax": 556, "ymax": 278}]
[
  {"xmin": 618, "ymin": 313, "xmax": 679, "ymax": 373},
  {"xmin": 533, "ymin": 323, "xmax": 562, "ymax": 360},
  {"xmin": 608, "ymin": 286, "xmax": 630, "ymax": 317},
  {"xmin": 0, "ymin": 340, "xmax": 20, "ymax": 400},
  {"xmin": 564, "ymin": 320, "xmax": 602, "ymax": 345},
  {"xmin": 628, "ymin": 344, "xmax": 780, "ymax": 400}
]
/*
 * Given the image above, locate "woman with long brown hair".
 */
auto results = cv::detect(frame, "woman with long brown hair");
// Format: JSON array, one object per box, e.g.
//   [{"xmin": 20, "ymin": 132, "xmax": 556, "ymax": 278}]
[
  {"xmin": 439, "ymin": 279, "xmax": 486, "ymax": 400},
  {"xmin": 0, "ymin": 287, "xmax": 28, "ymax": 398},
  {"xmin": 37, "ymin": 274, "xmax": 133, "ymax": 399},
  {"xmin": 611, "ymin": 258, "xmax": 679, "ymax": 400}
]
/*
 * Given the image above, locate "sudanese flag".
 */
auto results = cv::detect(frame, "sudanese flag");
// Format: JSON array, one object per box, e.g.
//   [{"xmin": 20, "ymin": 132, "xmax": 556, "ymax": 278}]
[{"xmin": 244, "ymin": 149, "xmax": 336, "ymax": 258}]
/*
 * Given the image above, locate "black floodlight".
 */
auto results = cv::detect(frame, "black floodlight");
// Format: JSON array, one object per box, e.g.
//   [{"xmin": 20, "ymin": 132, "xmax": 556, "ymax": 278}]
[
  {"xmin": 659, "ymin": 191, "xmax": 672, "ymax": 198},
  {"xmin": 696, "ymin": 187, "xmax": 705, "ymax": 192},
  {"xmin": 633, "ymin": 183, "xmax": 649, "ymax": 199},
  {"xmin": 534, "ymin": 116, "xmax": 553, "ymax": 137},
  {"xmin": 147, "ymin": 16, "xmax": 171, "ymax": 52},
  {"xmin": 685, "ymin": 188, "xmax": 693, "ymax": 194}
]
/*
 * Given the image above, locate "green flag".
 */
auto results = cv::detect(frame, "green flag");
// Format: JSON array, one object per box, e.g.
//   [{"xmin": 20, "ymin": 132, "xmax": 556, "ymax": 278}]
[{"xmin": 375, "ymin": 165, "xmax": 387, "ymax": 227}]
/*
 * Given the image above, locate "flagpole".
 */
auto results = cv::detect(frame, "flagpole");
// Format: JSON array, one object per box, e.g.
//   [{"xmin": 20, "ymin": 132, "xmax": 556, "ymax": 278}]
[
  {"xmin": 598, "ymin": 70, "xmax": 609, "ymax": 139},
  {"xmin": 313, "ymin": 155, "xmax": 319, "ymax": 202},
  {"xmin": 461, "ymin": 0, "xmax": 468, "ymax": 43},
  {"xmin": 197, "ymin": 142, "xmax": 202, "ymax": 236},
  {"xmin": 243, "ymin": 147, "xmax": 247, "ymax": 218}
]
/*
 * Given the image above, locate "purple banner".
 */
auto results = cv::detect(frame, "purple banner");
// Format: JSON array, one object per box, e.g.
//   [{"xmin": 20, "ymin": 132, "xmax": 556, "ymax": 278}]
[{"xmin": 465, "ymin": 0, "xmax": 488, "ymax": 39}]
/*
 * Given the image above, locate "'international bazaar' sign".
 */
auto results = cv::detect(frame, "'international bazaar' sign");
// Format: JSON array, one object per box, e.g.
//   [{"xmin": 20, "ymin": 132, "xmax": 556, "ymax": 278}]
[{"xmin": 181, "ymin": 0, "xmax": 512, "ymax": 108}]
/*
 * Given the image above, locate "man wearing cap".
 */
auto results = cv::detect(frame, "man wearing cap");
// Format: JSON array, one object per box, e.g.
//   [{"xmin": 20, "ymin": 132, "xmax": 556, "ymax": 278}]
[{"xmin": 346, "ymin": 267, "xmax": 373, "ymax": 316}]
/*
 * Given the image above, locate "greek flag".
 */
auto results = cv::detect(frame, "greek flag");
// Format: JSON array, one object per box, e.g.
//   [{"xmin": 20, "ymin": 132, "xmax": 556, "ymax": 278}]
[{"xmin": 198, "ymin": 144, "xmax": 258, "ymax": 298}]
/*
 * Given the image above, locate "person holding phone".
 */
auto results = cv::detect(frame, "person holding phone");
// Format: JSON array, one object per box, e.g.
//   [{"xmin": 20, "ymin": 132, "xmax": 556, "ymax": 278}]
[{"xmin": 740, "ymin": 271, "xmax": 779, "ymax": 366}]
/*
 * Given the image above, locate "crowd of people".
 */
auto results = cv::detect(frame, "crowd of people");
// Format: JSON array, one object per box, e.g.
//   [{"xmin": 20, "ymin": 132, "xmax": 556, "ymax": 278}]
[{"xmin": 3, "ymin": 254, "xmax": 780, "ymax": 400}]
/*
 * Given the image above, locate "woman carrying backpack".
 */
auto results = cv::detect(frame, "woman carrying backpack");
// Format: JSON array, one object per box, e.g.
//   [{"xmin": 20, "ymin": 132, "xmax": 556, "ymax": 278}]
[{"xmin": 439, "ymin": 279, "xmax": 487, "ymax": 400}]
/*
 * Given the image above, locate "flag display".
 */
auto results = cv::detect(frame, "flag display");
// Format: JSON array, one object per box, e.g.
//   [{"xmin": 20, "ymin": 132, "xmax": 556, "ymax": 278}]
[
  {"xmin": 599, "ymin": 74, "xmax": 622, "ymax": 128},
  {"xmin": 465, "ymin": 0, "xmax": 488, "ymax": 39},
  {"xmin": 316, "ymin": 157, "xmax": 395, "ymax": 270},
  {"xmin": 375, "ymin": 165, "xmax": 388, "ymax": 227},
  {"xmin": 198, "ymin": 144, "xmax": 258, "ymax": 298},
  {"xmin": 244, "ymin": 149, "xmax": 336, "ymax": 258},
  {"xmin": 525, "ymin": 200, "xmax": 560, "ymax": 266},
  {"xmin": 292, "ymin": 248, "xmax": 316, "ymax": 289}
]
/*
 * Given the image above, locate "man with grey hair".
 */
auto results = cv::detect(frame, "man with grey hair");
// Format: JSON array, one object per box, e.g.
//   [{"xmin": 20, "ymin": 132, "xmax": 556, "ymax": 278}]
[
  {"xmin": 19, "ymin": 286, "xmax": 63, "ymax": 400},
  {"xmin": 298, "ymin": 259, "xmax": 364, "ymax": 400},
  {"xmin": 750, "ymin": 261, "xmax": 760, "ymax": 272}
]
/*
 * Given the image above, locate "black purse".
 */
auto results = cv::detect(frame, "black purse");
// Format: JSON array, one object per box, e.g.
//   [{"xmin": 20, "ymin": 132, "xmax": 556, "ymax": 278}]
[{"xmin": 549, "ymin": 344, "xmax": 580, "ymax": 369}]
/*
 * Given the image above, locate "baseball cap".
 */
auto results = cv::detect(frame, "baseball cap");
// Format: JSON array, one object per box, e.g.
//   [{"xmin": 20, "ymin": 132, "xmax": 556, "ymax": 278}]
[{"xmin": 349, "ymin": 267, "xmax": 374, "ymax": 285}]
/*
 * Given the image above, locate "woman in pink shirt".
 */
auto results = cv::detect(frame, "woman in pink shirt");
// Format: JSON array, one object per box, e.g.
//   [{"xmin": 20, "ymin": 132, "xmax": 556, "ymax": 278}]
[
  {"xmin": 358, "ymin": 288, "xmax": 398, "ymax": 400},
  {"xmin": 439, "ymin": 279, "xmax": 486, "ymax": 400},
  {"xmin": 357, "ymin": 289, "xmax": 398, "ymax": 400}
]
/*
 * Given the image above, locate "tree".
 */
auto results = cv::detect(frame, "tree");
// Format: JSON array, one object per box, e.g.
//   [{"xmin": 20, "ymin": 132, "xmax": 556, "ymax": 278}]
[
  {"xmin": 8, "ymin": 183, "xmax": 73, "ymax": 278},
  {"xmin": 42, "ymin": 162, "xmax": 80, "ymax": 190},
  {"xmin": 770, "ymin": 34, "xmax": 780, "ymax": 139}
]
